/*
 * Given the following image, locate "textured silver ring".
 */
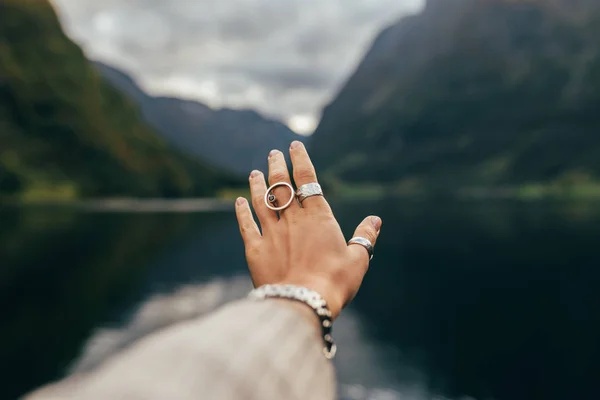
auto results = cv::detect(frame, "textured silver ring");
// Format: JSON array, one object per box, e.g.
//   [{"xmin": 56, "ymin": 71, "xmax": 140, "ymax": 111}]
[
  {"xmin": 296, "ymin": 182, "xmax": 323, "ymax": 204},
  {"xmin": 265, "ymin": 182, "xmax": 295, "ymax": 211},
  {"xmin": 347, "ymin": 237, "xmax": 374, "ymax": 260}
]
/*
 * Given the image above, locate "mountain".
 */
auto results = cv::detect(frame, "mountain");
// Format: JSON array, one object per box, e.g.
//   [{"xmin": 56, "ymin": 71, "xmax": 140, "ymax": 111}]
[
  {"xmin": 0, "ymin": 0, "xmax": 238, "ymax": 200},
  {"xmin": 94, "ymin": 62, "xmax": 304, "ymax": 176},
  {"xmin": 310, "ymin": 0, "xmax": 600, "ymax": 193}
]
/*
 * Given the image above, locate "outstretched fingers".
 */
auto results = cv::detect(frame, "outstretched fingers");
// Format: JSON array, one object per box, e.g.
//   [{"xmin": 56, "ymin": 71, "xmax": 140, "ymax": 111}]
[
  {"xmin": 289, "ymin": 141, "xmax": 330, "ymax": 211},
  {"xmin": 267, "ymin": 149, "xmax": 298, "ymax": 215},
  {"xmin": 249, "ymin": 170, "xmax": 277, "ymax": 227},
  {"xmin": 235, "ymin": 197, "xmax": 261, "ymax": 248}
]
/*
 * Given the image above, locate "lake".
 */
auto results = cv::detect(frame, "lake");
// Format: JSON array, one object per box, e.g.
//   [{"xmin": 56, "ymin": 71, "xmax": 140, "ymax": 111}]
[{"xmin": 1, "ymin": 200, "xmax": 599, "ymax": 400}]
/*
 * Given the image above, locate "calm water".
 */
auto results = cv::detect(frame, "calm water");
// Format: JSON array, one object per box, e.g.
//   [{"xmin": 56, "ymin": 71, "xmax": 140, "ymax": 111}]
[{"xmin": 1, "ymin": 200, "xmax": 599, "ymax": 400}]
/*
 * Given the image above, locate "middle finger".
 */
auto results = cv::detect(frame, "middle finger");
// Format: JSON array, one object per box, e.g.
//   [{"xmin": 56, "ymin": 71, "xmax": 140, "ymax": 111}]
[
  {"xmin": 267, "ymin": 149, "xmax": 298, "ymax": 216},
  {"xmin": 289, "ymin": 141, "xmax": 331, "ymax": 212}
]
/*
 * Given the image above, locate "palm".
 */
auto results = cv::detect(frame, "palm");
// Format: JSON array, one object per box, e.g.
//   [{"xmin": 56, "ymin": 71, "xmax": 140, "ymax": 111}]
[{"xmin": 235, "ymin": 142, "xmax": 381, "ymax": 318}]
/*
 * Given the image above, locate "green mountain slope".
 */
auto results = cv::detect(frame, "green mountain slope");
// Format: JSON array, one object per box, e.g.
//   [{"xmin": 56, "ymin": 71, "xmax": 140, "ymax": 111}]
[
  {"xmin": 94, "ymin": 62, "xmax": 304, "ymax": 176},
  {"xmin": 0, "ymin": 0, "xmax": 237, "ymax": 199},
  {"xmin": 311, "ymin": 0, "xmax": 600, "ymax": 194}
]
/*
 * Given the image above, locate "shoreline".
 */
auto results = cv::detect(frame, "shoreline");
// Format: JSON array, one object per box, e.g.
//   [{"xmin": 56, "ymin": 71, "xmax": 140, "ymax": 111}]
[
  {"xmin": 328, "ymin": 182, "xmax": 600, "ymax": 202},
  {"xmin": 3, "ymin": 183, "xmax": 600, "ymax": 213},
  {"xmin": 0, "ymin": 197, "xmax": 235, "ymax": 213}
]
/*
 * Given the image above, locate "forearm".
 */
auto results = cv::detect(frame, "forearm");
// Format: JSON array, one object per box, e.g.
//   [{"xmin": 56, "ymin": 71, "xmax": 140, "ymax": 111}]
[
  {"xmin": 273, "ymin": 298, "xmax": 322, "ymax": 329},
  {"xmin": 26, "ymin": 299, "xmax": 335, "ymax": 400}
]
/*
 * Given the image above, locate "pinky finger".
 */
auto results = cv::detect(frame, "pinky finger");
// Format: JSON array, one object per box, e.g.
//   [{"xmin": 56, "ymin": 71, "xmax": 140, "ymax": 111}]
[{"xmin": 235, "ymin": 197, "xmax": 261, "ymax": 247}]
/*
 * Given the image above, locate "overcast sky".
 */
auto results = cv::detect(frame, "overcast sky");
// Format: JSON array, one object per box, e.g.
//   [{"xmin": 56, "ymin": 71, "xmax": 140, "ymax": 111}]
[{"xmin": 51, "ymin": 0, "xmax": 424, "ymax": 134}]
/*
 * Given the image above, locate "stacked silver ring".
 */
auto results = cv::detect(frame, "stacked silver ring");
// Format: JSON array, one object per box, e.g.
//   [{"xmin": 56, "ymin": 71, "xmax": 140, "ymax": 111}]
[
  {"xmin": 296, "ymin": 182, "xmax": 323, "ymax": 204},
  {"xmin": 265, "ymin": 181, "xmax": 324, "ymax": 210}
]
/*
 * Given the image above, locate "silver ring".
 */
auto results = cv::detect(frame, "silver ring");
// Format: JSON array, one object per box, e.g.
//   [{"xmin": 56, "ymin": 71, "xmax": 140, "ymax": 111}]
[
  {"xmin": 265, "ymin": 182, "xmax": 295, "ymax": 211},
  {"xmin": 296, "ymin": 182, "xmax": 323, "ymax": 204},
  {"xmin": 347, "ymin": 237, "xmax": 374, "ymax": 260}
]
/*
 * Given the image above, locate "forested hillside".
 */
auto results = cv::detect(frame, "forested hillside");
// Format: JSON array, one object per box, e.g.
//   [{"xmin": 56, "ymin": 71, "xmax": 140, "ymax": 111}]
[
  {"xmin": 0, "ymin": 0, "xmax": 238, "ymax": 199},
  {"xmin": 95, "ymin": 62, "xmax": 304, "ymax": 176},
  {"xmin": 311, "ymin": 0, "xmax": 600, "ymax": 194}
]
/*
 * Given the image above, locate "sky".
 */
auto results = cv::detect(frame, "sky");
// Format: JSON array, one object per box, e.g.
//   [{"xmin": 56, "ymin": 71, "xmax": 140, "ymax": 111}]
[{"xmin": 51, "ymin": 0, "xmax": 424, "ymax": 134}]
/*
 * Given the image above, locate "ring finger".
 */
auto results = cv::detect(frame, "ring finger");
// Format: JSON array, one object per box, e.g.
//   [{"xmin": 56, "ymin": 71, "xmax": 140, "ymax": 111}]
[{"xmin": 267, "ymin": 149, "xmax": 298, "ymax": 217}]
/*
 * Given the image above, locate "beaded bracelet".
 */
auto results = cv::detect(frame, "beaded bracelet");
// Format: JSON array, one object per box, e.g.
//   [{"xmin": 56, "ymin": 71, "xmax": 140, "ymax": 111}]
[{"xmin": 248, "ymin": 284, "xmax": 337, "ymax": 359}]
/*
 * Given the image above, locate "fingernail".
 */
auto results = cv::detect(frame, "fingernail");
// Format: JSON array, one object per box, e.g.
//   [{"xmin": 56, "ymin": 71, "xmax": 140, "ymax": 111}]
[
  {"xmin": 290, "ymin": 140, "xmax": 302, "ymax": 149},
  {"xmin": 371, "ymin": 216, "xmax": 382, "ymax": 230},
  {"xmin": 269, "ymin": 149, "xmax": 280, "ymax": 158},
  {"xmin": 236, "ymin": 197, "xmax": 247, "ymax": 206},
  {"xmin": 250, "ymin": 170, "xmax": 261, "ymax": 178}
]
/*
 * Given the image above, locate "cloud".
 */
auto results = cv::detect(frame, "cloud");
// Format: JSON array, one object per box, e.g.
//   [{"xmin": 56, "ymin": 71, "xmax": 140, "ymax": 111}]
[{"xmin": 50, "ymin": 0, "xmax": 424, "ymax": 133}]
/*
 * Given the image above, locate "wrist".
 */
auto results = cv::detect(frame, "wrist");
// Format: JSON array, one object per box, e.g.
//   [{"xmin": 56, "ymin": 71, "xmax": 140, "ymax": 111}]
[
  {"xmin": 270, "ymin": 299, "xmax": 321, "ymax": 330},
  {"xmin": 248, "ymin": 284, "xmax": 338, "ymax": 359},
  {"xmin": 276, "ymin": 277, "xmax": 343, "ymax": 320}
]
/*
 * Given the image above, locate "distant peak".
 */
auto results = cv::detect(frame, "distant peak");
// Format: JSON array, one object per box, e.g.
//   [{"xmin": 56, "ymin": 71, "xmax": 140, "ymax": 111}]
[
  {"xmin": 217, "ymin": 108, "xmax": 261, "ymax": 118},
  {"xmin": 93, "ymin": 61, "xmax": 137, "ymax": 85}
]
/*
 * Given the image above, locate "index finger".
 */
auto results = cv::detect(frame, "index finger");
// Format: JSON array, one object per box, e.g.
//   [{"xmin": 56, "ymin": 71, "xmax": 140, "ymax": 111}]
[{"xmin": 289, "ymin": 141, "xmax": 330, "ymax": 211}]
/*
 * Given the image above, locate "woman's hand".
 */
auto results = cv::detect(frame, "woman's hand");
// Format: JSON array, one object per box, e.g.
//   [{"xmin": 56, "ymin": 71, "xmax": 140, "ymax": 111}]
[{"xmin": 234, "ymin": 141, "xmax": 381, "ymax": 319}]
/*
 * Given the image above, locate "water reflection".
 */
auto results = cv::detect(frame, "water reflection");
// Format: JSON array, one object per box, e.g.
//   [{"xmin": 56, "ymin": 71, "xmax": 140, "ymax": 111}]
[
  {"xmin": 72, "ymin": 276, "xmax": 438, "ymax": 400},
  {"xmin": 0, "ymin": 208, "xmax": 229, "ymax": 399},
  {"xmin": 337, "ymin": 201, "xmax": 600, "ymax": 400},
  {"xmin": 2, "ymin": 201, "xmax": 599, "ymax": 400}
]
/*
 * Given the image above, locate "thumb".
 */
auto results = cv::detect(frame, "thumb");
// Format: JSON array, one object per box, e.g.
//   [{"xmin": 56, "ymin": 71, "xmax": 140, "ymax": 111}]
[{"xmin": 348, "ymin": 215, "xmax": 382, "ymax": 262}]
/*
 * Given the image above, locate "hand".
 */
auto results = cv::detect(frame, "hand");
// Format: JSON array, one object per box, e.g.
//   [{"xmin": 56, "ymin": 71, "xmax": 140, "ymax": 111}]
[{"xmin": 234, "ymin": 141, "xmax": 382, "ymax": 319}]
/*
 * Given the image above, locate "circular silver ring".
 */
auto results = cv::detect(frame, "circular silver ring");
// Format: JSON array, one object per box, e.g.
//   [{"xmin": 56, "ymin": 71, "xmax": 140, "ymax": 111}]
[
  {"xmin": 347, "ymin": 237, "xmax": 374, "ymax": 260},
  {"xmin": 296, "ymin": 182, "xmax": 323, "ymax": 204},
  {"xmin": 265, "ymin": 182, "xmax": 295, "ymax": 211}
]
